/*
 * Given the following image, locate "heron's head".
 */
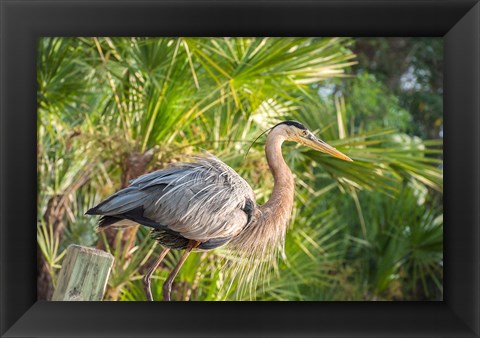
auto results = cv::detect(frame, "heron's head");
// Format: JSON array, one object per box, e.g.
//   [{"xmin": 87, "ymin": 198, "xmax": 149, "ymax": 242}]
[{"xmin": 272, "ymin": 120, "xmax": 353, "ymax": 162}]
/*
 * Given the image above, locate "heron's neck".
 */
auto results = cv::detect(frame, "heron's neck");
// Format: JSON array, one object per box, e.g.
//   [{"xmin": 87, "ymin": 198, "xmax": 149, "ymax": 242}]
[
  {"xmin": 227, "ymin": 129, "xmax": 293, "ymax": 256},
  {"xmin": 259, "ymin": 131, "xmax": 295, "ymax": 222}
]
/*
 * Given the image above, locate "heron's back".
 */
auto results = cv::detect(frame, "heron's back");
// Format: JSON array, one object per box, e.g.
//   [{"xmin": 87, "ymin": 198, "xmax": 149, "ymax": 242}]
[{"xmin": 87, "ymin": 155, "xmax": 256, "ymax": 250}]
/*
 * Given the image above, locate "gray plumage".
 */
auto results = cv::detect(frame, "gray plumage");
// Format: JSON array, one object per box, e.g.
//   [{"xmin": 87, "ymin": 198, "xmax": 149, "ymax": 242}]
[{"xmin": 87, "ymin": 155, "xmax": 256, "ymax": 250}]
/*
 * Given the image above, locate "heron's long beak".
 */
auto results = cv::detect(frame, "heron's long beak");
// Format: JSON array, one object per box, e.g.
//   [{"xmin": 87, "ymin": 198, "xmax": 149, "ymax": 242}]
[{"xmin": 303, "ymin": 134, "xmax": 353, "ymax": 162}]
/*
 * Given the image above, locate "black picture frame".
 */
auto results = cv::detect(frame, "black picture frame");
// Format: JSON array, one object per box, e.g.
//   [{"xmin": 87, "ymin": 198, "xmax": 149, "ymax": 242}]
[{"xmin": 1, "ymin": 0, "xmax": 479, "ymax": 337}]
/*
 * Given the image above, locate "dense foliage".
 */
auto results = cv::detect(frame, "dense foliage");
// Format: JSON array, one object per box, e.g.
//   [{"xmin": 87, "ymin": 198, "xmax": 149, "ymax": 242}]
[{"xmin": 37, "ymin": 37, "xmax": 443, "ymax": 301}]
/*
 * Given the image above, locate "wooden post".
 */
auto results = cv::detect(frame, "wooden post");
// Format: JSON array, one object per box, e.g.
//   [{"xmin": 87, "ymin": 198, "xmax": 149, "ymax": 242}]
[{"xmin": 52, "ymin": 244, "xmax": 114, "ymax": 301}]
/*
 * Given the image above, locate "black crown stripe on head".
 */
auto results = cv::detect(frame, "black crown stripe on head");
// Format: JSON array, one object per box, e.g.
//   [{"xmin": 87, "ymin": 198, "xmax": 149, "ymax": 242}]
[{"xmin": 274, "ymin": 120, "xmax": 307, "ymax": 130}]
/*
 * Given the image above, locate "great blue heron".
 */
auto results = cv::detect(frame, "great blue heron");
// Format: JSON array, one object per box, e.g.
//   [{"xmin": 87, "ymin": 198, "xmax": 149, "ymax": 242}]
[{"xmin": 86, "ymin": 121, "xmax": 352, "ymax": 301}]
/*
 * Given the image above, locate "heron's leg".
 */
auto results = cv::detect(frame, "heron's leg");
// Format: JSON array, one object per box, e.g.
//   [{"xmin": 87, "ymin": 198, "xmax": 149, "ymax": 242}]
[
  {"xmin": 143, "ymin": 247, "xmax": 170, "ymax": 301},
  {"xmin": 162, "ymin": 240, "xmax": 200, "ymax": 301}
]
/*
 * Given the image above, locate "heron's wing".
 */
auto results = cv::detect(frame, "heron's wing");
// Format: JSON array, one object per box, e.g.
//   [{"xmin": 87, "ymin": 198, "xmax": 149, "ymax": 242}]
[{"xmin": 88, "ymin": 155, "xmax": 255, "ymax": 242}]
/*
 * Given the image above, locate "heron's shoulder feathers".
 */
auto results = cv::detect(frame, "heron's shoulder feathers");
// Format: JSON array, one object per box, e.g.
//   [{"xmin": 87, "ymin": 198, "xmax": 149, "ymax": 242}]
[{"xmin": 89, "ymin": 154, "xmax": 256, "ymax": 245}]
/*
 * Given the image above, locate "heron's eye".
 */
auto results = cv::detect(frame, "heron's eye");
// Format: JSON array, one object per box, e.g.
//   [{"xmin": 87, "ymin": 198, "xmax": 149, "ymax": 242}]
[{"xmin": 301, "ymin": 130, "xmax": 308, "ymax": 137}]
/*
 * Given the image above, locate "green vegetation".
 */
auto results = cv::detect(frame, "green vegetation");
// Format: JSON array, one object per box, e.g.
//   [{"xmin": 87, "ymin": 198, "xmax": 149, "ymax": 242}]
[{"xmin": 37, "ymin": 37, "xmax": 443, "ymax": 301}]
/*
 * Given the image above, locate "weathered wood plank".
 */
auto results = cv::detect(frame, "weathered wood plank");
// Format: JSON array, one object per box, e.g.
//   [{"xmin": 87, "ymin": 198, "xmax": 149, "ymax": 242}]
[{"xmin": 52, "ymin": 244, "xmax": 114, "ymax": 301}]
